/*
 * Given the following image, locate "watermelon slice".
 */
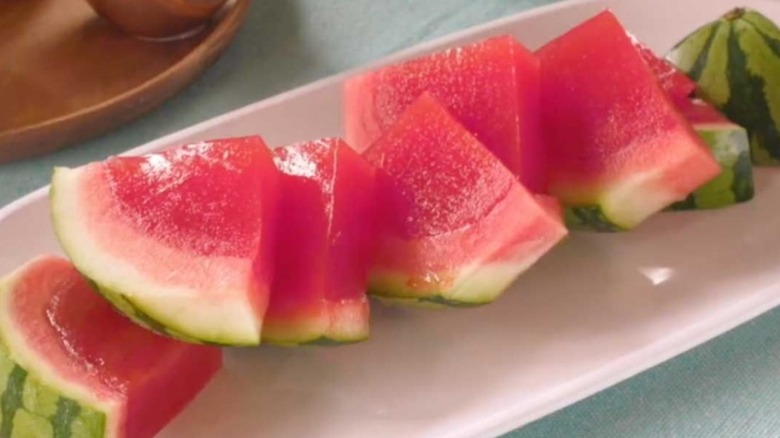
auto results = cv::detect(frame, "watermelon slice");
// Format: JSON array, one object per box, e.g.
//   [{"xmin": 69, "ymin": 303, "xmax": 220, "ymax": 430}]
[
  {"xmin": 670, "ymin": 98, "xmax": 754, "ymax": 209},
  {"xmin": 265, "ymin": 138, "xmax": 377, "ymax": 345},
  {"xmin": 363, "ymin": 93, "xmax": 568, "ymax": 306},
  {"xmin": 344, "ymin": 35, "xmax": 546, "ymax": 192},
  {"xmin": 538, "ymin": 10, "xmax": 720, "ymax": 231},
  {"xmin": 50, "ymin": 137, "xmax": 280, "ymax": 346},
  {"xmin": 0, "ymin": 255, "xmax": 221, "ymax": 438}
]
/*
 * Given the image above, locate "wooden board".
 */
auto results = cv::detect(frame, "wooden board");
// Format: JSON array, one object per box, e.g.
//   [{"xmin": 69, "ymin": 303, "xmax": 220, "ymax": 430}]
[{"xmin": 0, "ymin": 0, "xmax": 249, "ymax": 163}]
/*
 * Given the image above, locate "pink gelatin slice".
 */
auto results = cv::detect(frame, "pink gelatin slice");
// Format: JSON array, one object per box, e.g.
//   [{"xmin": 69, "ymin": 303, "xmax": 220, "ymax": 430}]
[
  {"xmin": 363, "ymin": 93, "xmax": 567, "ymax": 306},
  {"xmin": 51, "ymin": 136, "xmax": 280, "ymax": 345},
  {"xmin": 265, "ymin": 138, "xmax": 377, "ymax": 344},
  {"xmin": 538, "ymin": 10, "xmax": 719, "ymax": 229},
  {"xmin": 344, "ymin": 35, "xmax": 546, "ymax": 192}
]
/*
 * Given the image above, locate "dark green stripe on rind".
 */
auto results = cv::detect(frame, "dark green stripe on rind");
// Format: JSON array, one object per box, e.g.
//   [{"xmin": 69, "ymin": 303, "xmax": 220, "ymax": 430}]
[
  {"xmin": 1, "ymin": 366, "xmax": 27, "ymax": 437},
  {"xmin": 262, "ymin": 321, "xmax": 370, "ymax": 347},
  {"xmin": 82, "ymin": 277, "xmax": 172, "ymax": 338},
  {"xmin": 732, "ymin": 146, "xmax": 755, "ymax": 201},
  {"xmin": 114, "ymin": 295, "xmax": 172, "ymax": 339},
  {"xmin": 563, "ymin": 206, "xmax": 627, "ymax": 232},
  {"xmin": 694, "ymin": 20, "xmax": 731, "ymax": 106},
  {"xmin": 727, "ymin": 19, "xmax": 780, "ymax": 164},
  {"xmin": 84, "ymin": 277, "xmax": 214, "ymax": 346},
  {"xmin": 741, "ymin": 11, "xmax": 780, "ymax": 41},
  {"xmin": 85, "ymin": 276, "xmax": 255, "ymax": 347},
  {"xmin": 417, "ymin": 295, "xmax": 488, "ymax": 308},
  {"xmin": 680, "ymin": 23, "xmax": 719, "ymax": 80},
  {"xmin": 300, "ymin": 336, "xmax": 367, "ymax": 347},
  {"xmin": 51, "ymin": 398, "xmax": 80, "ymax": 438},
  {"xmin": 370, "ymin": 289, "xmax": 494, "ymax": 309},
  {"xmin": 750, "ymin": 23, "xmax": 780, "ymax": 58},
  {"xmin": 368, "ymin": 270, "xmax": 497, "ymax": 308},
  {"xmin": 263, "ymin": 334, "xmax": 368, "ymax": 348},
  {"xmin": 669, "ymin": 126, "xmax": 754, "ymax": 210}
]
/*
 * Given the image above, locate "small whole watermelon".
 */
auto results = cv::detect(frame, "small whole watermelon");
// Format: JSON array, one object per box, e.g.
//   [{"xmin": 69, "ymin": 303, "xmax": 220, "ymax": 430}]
[{"xmin": 667, "ymin": 7, "xmax": 780, "ymax": 165}]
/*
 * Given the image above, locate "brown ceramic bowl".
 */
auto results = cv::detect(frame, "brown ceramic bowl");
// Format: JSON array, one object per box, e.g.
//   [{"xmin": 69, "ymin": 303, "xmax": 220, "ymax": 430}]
[{"xmin": 84, "ymin": 0, "xmax": 230, "ymax": 39}]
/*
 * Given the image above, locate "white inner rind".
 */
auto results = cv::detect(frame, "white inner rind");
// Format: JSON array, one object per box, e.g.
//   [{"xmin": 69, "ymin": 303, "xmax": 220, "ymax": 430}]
[
  {"xmin": 599, "ymin": 170, "xmax": 682, "ymax": 229},
  {"xmin": 51, "ymin": 167, "xmax": 262, "ymax": 346},
  {"xmin": 598, "ymin": 133, "xmax": 721, "ymax": 229},
  {"xmin": 370, "ymin": 181, "xmax": 568, "ymax": 304},
  {"xmin": 327, "ymin": 299, "xmax": 371, "ymax": 341},
  {"xmin": 371, "ymin": 257, "xmax": 547, "ymax": 305},
  {"xmin": 450, "ymin": 254, "xmax": 552, "ymax": 303},
  {"xmin": 0, "ymin": 261, "xmax": 122, "ymax": 438},
  {"xmin": 262, "ymin": 299, "xmax": 370, "ymax": 344}
]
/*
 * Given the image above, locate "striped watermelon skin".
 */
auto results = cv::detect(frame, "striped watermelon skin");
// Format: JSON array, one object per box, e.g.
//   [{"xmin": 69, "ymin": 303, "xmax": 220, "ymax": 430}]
[
  {"xmin": 0, "ymin": 342, "xmax": 106, "ymax": 437},
  {"xmin": 670, "ymin": 126, "xmax": 753, "ymax": 209},
  {"xmin": 670, "ymin": 99, "xmax": 754, "ymax": 210},
  {"xmin": 667, "ymin": 8, "xmax": 780, "ymax": 165}
]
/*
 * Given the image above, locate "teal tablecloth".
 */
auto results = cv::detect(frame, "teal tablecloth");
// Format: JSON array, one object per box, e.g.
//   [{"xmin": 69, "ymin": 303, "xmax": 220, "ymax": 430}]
[{"xmin": 4, "ymin": 1, "xmax": 780, "ymax": 437}]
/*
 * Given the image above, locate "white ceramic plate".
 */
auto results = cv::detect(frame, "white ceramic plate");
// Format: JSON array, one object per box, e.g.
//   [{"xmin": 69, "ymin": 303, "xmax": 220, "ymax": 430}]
[{"xmin": 3, "ymin": 0, "xmax": 779, "ymax": 436}]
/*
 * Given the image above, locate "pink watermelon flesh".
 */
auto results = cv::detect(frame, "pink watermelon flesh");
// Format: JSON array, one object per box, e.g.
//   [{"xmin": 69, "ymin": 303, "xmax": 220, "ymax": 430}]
[
  {"xmin": 344, "ymin": 35, "xmax": 547, "ymax": 192},
  {"xmin": 675, "ymin": 96, "xmax": 732, "ymax": 124},
  {"xmin": 535, "ymin": 194, "xmax": 564, "ymax": 219},
  {"xmin": 2, "ymin": 255, "xmax": 222, "ymax": 438},
  {"xmin": 538, "ymin": 10, "xmax": 720, "ymax": 229},
  {"xmin": 363, "ymin": 93, "xmax": 568, "ymax": 305},
  {"xmin": 51, "ymin": 136, "xmax": 280, "ymax": 345},
  {"xmin": 632, "ymin": 37, "xmax": 697, "ymax": 100},
  {"xmin": 265, "ymin": 138, "xmax": 377, "ymax": 344}
]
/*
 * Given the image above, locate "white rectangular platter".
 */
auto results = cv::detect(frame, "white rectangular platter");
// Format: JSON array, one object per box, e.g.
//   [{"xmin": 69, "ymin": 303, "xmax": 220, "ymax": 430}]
[{"xmin": 3, "ymin": 0, "xmax": 780, "ymax": 436}]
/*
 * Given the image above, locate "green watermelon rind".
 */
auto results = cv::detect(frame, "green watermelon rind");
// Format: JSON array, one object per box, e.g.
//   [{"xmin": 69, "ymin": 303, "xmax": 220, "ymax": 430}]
[
  {"xmin": 264, "ymin": 333, "xmax": 370, "ymax": 348},
  {"xmin": 261, "ymin": 310, "xmax": 370, "ymax": 347},
  {"xmin": 85, "ymin": 279, "xmax": 216, "ymax": 346},
  {"xmin": 367, "ymin": 260, "xmax": 535, "ymax": 308},
  {"xmin": 669, "ymin": 123, "xmax": 755, "ymax": 210},
  {"xmin": 370, "ymin": 293, "xmax": 490, "ymax": 309},
  {"xmin": 558, "ymin": 155, "xmax": 723, "ymax": 231},
  {"xmin": 0, "ymin": 269, "xmax": 113, "ymax": 438},
  {"xmin": 85, "ymin": 276, "xmax": 259, "ymax": 348},
  {"xmin": 563, "ymin": 207, "xmax": 628, "ymax": 232},
  {"xmin": 369, "ymin": 280, "xmax": 494, "ymax": 309},
  {"xmin": 49, "ymin": 167, "xmax": 262, "ymax": 347},
  {"xmin": 666, "ymin": 8, "xmax": 780, "ymax": 166},
  {"xmin": 555, "ymin": 161, "xmax": 715, "ymax": 232}
]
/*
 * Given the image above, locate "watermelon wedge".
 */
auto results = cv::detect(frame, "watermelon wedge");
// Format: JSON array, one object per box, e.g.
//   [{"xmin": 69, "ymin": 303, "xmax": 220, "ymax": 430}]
[
  {"xmin": 538, "ymin": 10, "xmax": 721, "ymax": 231},
  {"xmin": 50, "ymin": 137, "xmax": 280, "ymax": 346},
  {"xmin": 630, "ymin": 37, "xmax": 754, "ymax": 209},
  {"xmin": 670, "ymin": 98, "xmax": 754, "ymax": 209},
  {"xmin": 265, "ymin": 138, "xmax": 377, "ymax": 345},
  {"xmin": 344, "ymin": 35, "xmax": 546, "ymax": 192},
  {"xmin": 364, "ymin": 93, "xmax": 568, "ymax": 306},
  {"xmin": 0, "ymin": 255, "xmax": 221, "ymax": 438}
]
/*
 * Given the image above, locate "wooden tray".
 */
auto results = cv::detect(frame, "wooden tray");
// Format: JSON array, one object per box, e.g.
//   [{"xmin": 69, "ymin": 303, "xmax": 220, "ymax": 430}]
[{"xmin": 0, "ymin": 0, "xmax": 249, "ymax": 163}]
